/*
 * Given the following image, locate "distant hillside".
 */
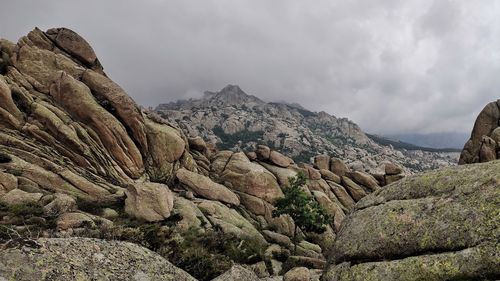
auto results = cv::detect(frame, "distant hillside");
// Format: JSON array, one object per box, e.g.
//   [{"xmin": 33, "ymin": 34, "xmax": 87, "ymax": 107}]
[
  {"xmin": 156, "ymin": 85, "xmax": 459, "ymax": 173},
  {"xmin": 367, "ymin": 134, "xmax": 462, "ymax": 153},
  {"xmin": 384, "ymin": 132, "xmax": 468, "ymax": 149}
]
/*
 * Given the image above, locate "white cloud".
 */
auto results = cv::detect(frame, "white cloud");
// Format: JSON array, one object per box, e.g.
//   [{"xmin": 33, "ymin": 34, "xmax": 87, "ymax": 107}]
[{"xmin": 1, "ymin": 0, "xmax": 500, "ymax": 134}]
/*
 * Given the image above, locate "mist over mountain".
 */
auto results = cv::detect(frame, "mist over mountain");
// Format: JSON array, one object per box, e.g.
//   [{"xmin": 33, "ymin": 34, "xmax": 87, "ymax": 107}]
[
  {"xmin": 384, "ymin": 132, "xmax": 469, "ymax": 149},
  {"xmin": 156, "ymin": 85, "xmax": 459, "ymax": 174},
  {"xmin": 1, "ymin": 0, "xmax": 500, "ymax": 279}
]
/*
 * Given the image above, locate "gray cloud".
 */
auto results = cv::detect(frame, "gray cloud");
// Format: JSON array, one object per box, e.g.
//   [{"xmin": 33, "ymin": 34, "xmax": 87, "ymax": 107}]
[{"xmin": 1, "ymin": 0, "xmax": 500, "ymax": 134}]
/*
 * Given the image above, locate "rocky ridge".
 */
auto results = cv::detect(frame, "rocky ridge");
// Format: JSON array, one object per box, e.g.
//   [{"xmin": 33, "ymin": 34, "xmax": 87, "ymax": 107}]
[
  {"xmin": 0, "ymin": 27, "xmax": 406, "ymax": 280},
  {"xmin": 156, "ymin": 85, "xmax": 459, "ymax": 174}
]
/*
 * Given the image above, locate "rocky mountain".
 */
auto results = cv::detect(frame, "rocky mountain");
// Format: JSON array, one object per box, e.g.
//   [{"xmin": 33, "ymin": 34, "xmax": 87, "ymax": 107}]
[
  {"xmin": 0, "ymin": 27, "xmax": 497, "ymax": 281},
  {"xmin": 0, "ymin": 27, "xmax": 408, "ymax": 280},
  {"xmin": 156, "ymin": 85, "xmax": 459, "ymax": 174}
]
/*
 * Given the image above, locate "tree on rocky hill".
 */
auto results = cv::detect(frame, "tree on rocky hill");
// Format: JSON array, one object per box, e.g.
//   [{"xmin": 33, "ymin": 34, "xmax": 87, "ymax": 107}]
[{"xmin": 272, "ymin": 172, "xmax": 330, "ymax": 254}]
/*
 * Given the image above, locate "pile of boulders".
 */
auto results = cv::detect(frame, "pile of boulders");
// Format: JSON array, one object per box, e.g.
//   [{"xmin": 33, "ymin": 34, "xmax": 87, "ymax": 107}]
[{"xmin": 460, "ymin": 99, "xmax": 500, "ymax": 164}]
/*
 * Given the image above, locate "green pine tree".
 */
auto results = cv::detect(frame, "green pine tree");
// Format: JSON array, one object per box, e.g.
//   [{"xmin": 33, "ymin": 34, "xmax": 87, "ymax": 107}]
[{"xmin": 272, "ymin": 172, "xmax": 330, "ymax": 254}]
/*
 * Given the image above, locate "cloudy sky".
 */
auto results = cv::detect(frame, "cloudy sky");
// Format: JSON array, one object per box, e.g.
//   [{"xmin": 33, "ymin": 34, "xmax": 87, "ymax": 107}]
[{"xmin": 1, "ymin": 1, "xmax": 500, "ymax": 135}]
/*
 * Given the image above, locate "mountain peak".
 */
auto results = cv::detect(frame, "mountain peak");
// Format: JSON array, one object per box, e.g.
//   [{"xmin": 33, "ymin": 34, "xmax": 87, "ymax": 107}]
[
  {"xmin": 202, "ymin": 85, "xmax": 264, "ymax": 106},
  {"xmin": 220, "ymin": 84, "xmax": 244, "ymax": 94}
]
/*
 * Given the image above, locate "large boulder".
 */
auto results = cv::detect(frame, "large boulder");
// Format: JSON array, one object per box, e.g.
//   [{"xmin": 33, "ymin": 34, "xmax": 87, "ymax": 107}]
[
  {"xmin": 384, "ymin": 162, "xmax": 403, "ymax": 175},
  {"xmin": 459, "ymin": 100, "xmax": 500, "ymax": 164},
  {"xmin": 144, "ymin": 118, "xmax": 186, "ymax": 182},
  {"xmin": 256, "ymin": 145, "xmax": 271, "ymax": 160},
  {"xmin": 323, "ymin": 160, "xmax": 500, "ymax": 281},
  {"xmin": 284, "ymin": 267, "xmax": 311, "ymax": 281},
  {"xmin": 45, "ymin": 28, "xmax": 102, "ymax": 70},
  {"xmin": 0, "ymin": 238, "xmax": 196, "ymax": 281},
  {"xmin": 0, "ymin": 188, "xmax": 42, "ymax": 206},
  {"xmin": 221, "ymin": 152, "xmax": 283, "ymax": 203},
  {"xmin": 340, "ymin": 176, "xmax": 367, "ymax": 202},
  {"xmin": 197, "ymin": 199, "xmax": 268, "ymax": 246},
  {"xmin": 49, "ymin": 71, "xmax": 144, "ymax": 179},
  {"xmin": 313, "ymin": 155, "xmax": 330, "ymax": 170},
  {"xmin": 81, "ymin": 70, "xmax": 148, "ymax": 153},
  {"xmin": 124, "ymin": 182, "xmax": 174, "ymax": 222},
  {"xmin": 327, "ymin": 182, "xmax": 355, "ymax": 210},
  {"xmin": 479, "ymin": 135, "xmax": 497, "ymax": 162},
  {"xmin": 330, "ymin": 159, "xmax": 349, "ymax": 177},
  {"xmin": 176, "ymin": 167, "xmax": 240, "ymax": 205},
  {"xmin": 259, "ymin": 162, "xmax": 298, "ymax": 186},
  {"xmin": 56, "ymin": 212, "xmax": 95, "ymax": 230},
  {"xmin": 348, "ymin": 171, "xmax": 379, "ymax": 191},
  {"xmin": 269, "ymin": 150, "xmax": 292, "ymax": 168},
  {"xmin": 172, "ymin": 197, "xmax": 211, "ymax": 232},
  {"xmin": 311, "ymin": 191, "xmax": 345, "ymax": 232}
]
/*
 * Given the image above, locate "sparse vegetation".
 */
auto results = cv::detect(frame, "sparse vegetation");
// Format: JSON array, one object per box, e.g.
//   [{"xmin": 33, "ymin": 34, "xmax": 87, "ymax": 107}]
[
  {"xmin": 162, "ymin": 227, "xmax": 265, "ymax": 280},
  {"xmin": 0, "ymin": 152, "xmax": 11, "ymax": 163},
  {"xmin": 213, "ymin": 126, "xmax": 264, "ymax": 150},
  {"xmin": 272, "ymin": 172, "xmax": 330, "ymax": 254},
  {"xmin": 291, "ymin": 150, "xmax": 316, "ymax": 164}
]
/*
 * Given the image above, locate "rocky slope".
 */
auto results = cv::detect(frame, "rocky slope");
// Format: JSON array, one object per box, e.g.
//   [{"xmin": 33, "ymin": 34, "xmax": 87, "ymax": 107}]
[
  {"xmin": 322, "ymin": 160, "xmax": 500, "ymax": 281},
  {"xmin": 156, "ymin": 85, "xmax": 459, "ymax": 174},
  {"xmin": 0, "ymin": 27, "xmax": 403, "ymax": 280}
]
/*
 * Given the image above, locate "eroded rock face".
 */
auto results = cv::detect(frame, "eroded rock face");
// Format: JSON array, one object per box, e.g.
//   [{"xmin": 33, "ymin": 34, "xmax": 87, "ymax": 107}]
[
  {"xmin": 284, "ymin": 267, "xmax": 312, "ymax": 281},
  {"xmin": 221, "ymin": 152, "xmax": 283, "ymax": 203},
  {"xmin": 323, "ymin": 161, "xmax": 500, "ymax": 281},
  {"xmin": 460, "ymin": 99, "xmax": 500, "ymax": 164},
  {"xmin": 0, "ymin": 27, "xmax": 411, "ymax": 279},
  {"xmin": 176, "ymin": 167, "xmax": 240, "ymax": 205},
  {"xmin": 124, "ymin": 182, "xmax": 174, "ymax": 222},
  {"xmin": 46, "ymin": 28, "xmax": 102, "ymax": 71},
  {"xmin": 0, "ymin": 27, "xmax": 192, "ymax": 202},
  {"xmin": 0, "ymin": 238, "xmax": 196, "ymax": 281},
  {"xmin": 0, "ymin": 189, "xmax": 42, "ymax": 206},
  {"xmin": 50, "ymin": 71, "xmax": 144, "ymax": 179}
]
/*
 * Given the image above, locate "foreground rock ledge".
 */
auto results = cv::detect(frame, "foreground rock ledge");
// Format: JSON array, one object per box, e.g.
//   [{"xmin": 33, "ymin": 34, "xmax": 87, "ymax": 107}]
[
  {"xmin": 0, "ymin": 238, "xmax": 196, "ymax": 281},
  {"xmin": 323, "ymin": 160, "xmax": 500, "ymax": 281}
]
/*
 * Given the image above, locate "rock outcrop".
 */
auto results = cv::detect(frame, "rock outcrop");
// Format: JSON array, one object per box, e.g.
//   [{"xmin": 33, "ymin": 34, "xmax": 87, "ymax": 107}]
[
  {"xmin": 322, "ymin": 160, "xmax": 500, "ymax": 281},
  {"xmin": 0, "ymin": 238, "xmax": 196, "ymax": 281},
  {"xmin": 176, "ymin": 167, "xmax": 240, "ymax": 205},
  {"xmin": 124, "ymin": 182, "xmax": 174, "ymax": 222},
  {"xmin": 0, "ymin": 27, "xmax": 413, "ymax": 280},
  {"xmin": 460, "ymin": 99, "xmax": 500, "ymax": 164}
]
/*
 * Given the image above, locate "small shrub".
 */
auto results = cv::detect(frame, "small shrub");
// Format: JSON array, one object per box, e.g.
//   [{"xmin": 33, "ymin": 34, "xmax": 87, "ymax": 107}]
[
  {"xmin": 0, "ymin": 153, "xmax": 11, "ymax": 163},
  {"xmin": 273, "ymin": 172, "xmax": 330, "ymax": 254},
  {"xmin": 4, "ymin": 202, "xmax": 44, "ymax": 218}
]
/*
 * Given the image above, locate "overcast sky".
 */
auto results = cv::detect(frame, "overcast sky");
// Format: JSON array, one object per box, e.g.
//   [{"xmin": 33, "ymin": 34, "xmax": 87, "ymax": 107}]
[{"xmin": 1, "ymin": 1, "xmax": 500, "ymax": 134}]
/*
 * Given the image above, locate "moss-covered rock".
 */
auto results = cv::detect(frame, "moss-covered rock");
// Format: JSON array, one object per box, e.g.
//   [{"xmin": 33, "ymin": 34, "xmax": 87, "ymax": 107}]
[
  {"xmin": 0, "ymin": 237, "xmax": 196, "ymax": 281},
  {"xmin": 323, "ymin": 161, "xmax": 500, "ymax": 281}
]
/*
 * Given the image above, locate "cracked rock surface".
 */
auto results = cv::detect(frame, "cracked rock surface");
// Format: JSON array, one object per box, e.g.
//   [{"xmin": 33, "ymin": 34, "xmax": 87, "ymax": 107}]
[{"xmin": 322, "ymin": 160, "xmax": 500, "ymax": 281}]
